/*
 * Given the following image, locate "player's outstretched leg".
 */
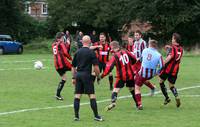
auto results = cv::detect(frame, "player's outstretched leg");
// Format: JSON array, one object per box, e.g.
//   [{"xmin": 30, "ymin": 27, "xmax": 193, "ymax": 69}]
[
  {"xmin": 129, "ymin": 88, "xmax": 138, "ymax": 107},
  {"xmin": 144, "ymin": 80, "xmax": 156, "ymax": 96},
  {"xmin": 170, "ymin": 85, "xmax": 181, "ymax": 108},
  {"xmin": 55, "ymin": 79, "xmax": 66, "ymax": 100},
  {"xmin": 160, "ymin": 82, "xmax": 171, "ymax": 105},
  {"xmin": 105, "ymin": 92, "xmax": 117, "ymax": 111}
]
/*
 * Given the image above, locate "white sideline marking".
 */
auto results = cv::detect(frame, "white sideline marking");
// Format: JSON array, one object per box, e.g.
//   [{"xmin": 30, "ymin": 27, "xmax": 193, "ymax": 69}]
[
  {"xmin": 0, "ymin": 85, "xmax": 200, "ymax": 116},
  {"xmin": 0, "ymin": 59, "xmax": 52, "ymax": 64},
  {"xmin": 0, "ymin": 67, "xmax": 50, "ymax": 71}
]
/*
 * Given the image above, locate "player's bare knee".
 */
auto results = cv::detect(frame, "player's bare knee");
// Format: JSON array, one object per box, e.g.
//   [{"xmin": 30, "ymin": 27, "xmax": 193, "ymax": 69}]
[
  {"xmin": 75, "ymin": 94, "xmax": 81, "ymax": 99},
  {"xmin": 113, "ymin": 88, "xmax": 120, "ymax": 93},
  {"xmin": 169, "ymin": 83, "xmax": 174, "ymax": 88}
]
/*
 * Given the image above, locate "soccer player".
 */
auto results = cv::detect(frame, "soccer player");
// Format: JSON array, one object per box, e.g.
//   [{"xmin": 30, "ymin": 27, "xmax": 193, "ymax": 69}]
[
  {"xmin": 159, "ymin": 33, "xmax": 183, "ymax": 107},
  {"xmin": 63, "ymin": 30, "xmax": 71, "ymax": 53},
  {"xmin": 134, "ymin": 40, "xmax": 164, "ymax": 110},
  {"xmin": 125, "ymin": 33, "xmax": 134, "ymax": 54},
  {"xmin": 72, "ymin": 35, "xmax": 103, "ymax": 121},
  {"xmin": 99, "ymin": 41, "xmax": 138, "ymax": 111},
  {"xmin": 91, "ymin": 33, "xmax": 114, "ymax": 90},
  {"xmin": 133, "ymin": 30, "xmax": 156, "ymax": 95},
  {"xmin": 52, "ymin": 32, "xmax": 72, "ymax": 100}
]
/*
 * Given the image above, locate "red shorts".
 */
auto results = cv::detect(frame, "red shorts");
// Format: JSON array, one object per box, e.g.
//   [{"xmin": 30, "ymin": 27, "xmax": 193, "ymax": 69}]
[
  {"xmin": 135, "ymin": 74, "xmax": 148, "ymax": 87},
  {"xmin": 132, "ymin": 61, "xmax": 141, "ymax": 74}
]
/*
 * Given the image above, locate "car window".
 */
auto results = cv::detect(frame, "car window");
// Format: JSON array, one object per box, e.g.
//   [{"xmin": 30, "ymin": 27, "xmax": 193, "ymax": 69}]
[{"xmin": 0, "ymin": 35, "xmax": 12, "ymax": 41}]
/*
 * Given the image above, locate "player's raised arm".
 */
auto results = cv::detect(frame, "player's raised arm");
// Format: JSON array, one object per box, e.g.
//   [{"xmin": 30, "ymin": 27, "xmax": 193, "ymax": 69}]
[{"xmin": 101, "ymin": 56, "xmax": 115, "ymax": 78}]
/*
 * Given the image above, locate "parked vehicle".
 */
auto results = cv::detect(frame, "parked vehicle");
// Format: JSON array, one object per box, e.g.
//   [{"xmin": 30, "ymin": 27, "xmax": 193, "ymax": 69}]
[{"xmin": 0, "ymin": 35, "xmax": 23, "ymax": 54}]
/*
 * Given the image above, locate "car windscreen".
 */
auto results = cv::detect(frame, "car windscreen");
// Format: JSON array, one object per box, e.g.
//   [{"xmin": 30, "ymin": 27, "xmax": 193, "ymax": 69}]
[{"xmin": 0, "ymin": 35, "xmax": 12, "ymax": 41}]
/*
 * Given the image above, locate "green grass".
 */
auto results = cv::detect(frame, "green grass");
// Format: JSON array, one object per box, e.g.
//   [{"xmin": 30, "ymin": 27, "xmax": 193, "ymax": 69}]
[{"xmin": 0, "ymin": 54, "xmax": 200, "ymax": 127}]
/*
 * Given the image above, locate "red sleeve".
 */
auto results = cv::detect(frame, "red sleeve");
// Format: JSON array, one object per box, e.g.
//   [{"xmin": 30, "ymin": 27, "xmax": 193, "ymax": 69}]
[
  {"xmin": 60, "ymin": 43, "xmax": 72, "ymax": 60},
  {"xmin": 169, "ymin": 46, "xmax": 174, "ymax": 58},
  {"xmin": 101, "ymin": 56, "xmax": 115, "ymax": 78},
  {"xmin": 126, "ymin": 51, "xmax": 137, "ymax": 64}
]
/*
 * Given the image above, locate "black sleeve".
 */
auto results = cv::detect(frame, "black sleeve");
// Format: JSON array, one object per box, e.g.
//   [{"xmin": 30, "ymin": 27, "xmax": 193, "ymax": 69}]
[
  {"xmin": 72, "ymin": 53, "xmax": 77, "ymax": 67},
  {"xmin": 91, "ymin": 50, "xmax": 98, "ymax": 65}
]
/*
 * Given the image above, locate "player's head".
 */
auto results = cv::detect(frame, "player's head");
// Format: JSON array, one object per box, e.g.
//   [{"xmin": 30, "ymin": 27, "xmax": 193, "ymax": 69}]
[
  {"xmin": 128, "ymin": 32, "xmax": 134, "ymax": 45},
  {"xmin": 172, "ymin": 33, "xmax": 181, "ymax": 44},
  {"xmin": 134, "ymin": 30, "xmax": 142, "ymax": 41},
  {"xmin": 149, "ymin": 39, "xmax": 158, "ymax": 48},
  {"xmin": 99, "ymin": 32, "xmax": 106, "ymax": 42},
  {"xmin": 65, "ymin": 30, "xmax": 69, "ymax": 35},
  {"xmin": 82, "ymin": 35, "xmax": 91, "ymax": 46},
  {"xmin": 110, "ymin": 41, "xmax": 120, "ymax": 52},
  {"xmin": 56, "ymin": 32, "xmax": 64, "ymax": 41}
]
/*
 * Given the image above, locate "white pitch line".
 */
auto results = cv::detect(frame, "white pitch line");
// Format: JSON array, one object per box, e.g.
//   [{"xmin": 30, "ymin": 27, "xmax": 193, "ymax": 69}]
[
  {"xmin": 0, "ymin": 67, "xmax": 50, "ymax": 71},
  {"xmin": 0, "ymin": 59, "xmax": 52, "ymax": 64},
  {"xmin": 0, "ymin": 85, "xmax": 200, "ymax": 116}
]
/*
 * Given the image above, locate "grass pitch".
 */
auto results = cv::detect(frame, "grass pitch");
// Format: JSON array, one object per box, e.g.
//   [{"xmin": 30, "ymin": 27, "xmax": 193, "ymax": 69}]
[{"xmin": 0, "ymin": 54, "xmax": 200, "ymax": 127}]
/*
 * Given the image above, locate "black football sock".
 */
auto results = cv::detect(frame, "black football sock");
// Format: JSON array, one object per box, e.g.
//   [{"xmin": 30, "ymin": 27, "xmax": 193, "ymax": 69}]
[
  {"xmin": 90, "ymin": 98, "xmax": 99, "ymax": 117},
  {"xmin": 130, "ymin": 89, "xmax": 138, "ymax": 106},
  {"xmin": 160, "ymin": 82, "xmax": 169, "ymax": 99},
  {"xmin": 74, "ymin": 98, "xmax": 80, "ymax": 118},
  {"xmin": 91, "ymin": 75, "xmax": 96, "ymax": 83},
  {"xmin": 111, "ymin": 92, "xmax": 118, "ymax": 103},
  {"xmin": 170, "ymin": 86, "xmax": 178, "ymax": 98},
  {"xmin": 109, "ymin": 75, "xmax": 113, "ymax": 89},
  {"xmin": 56, "ymin": 80, "xmax": 66, "ymax": 96}
]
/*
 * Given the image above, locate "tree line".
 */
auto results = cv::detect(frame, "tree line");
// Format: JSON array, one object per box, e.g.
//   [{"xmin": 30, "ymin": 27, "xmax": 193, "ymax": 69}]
[{"xmin": 0, "ymin": 0, "xmax": 200, "ymax": 45}]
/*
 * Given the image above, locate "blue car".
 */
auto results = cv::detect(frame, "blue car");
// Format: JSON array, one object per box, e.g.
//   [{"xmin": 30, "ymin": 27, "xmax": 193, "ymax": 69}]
[{"xmin": 0, "ymin": 35, "xmax": 23, "ymax": 54}]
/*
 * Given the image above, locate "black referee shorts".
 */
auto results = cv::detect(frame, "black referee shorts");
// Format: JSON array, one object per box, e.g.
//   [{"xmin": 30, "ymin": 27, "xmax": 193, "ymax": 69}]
[{"xmin": 75, "ymin": 72, "xmax": 95, "ymax": 94}]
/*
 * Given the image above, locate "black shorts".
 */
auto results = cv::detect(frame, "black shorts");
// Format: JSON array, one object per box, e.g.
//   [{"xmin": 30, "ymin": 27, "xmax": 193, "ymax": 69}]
[
  {"xmin": 75, "ymin": 72, "xmax": 94, "ymax": 94},
  {"xmin": 159, "ymin": 72, "xmax": 177, "ymax": 84},
  {"xmin": 114, "ymin": 79, "xmax": 135, "ymax": 88},
  {"xmin": 99, "ymin": 62, "xmax": 106, "ymax": 72},
  {"xmin": 56, "ymin": 67, "xmax": 70, "ymax": 76}
]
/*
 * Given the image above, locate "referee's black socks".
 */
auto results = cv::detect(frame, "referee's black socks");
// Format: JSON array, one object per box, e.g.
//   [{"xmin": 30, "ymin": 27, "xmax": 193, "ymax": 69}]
[
  {"xmin": 74, "ymin": 98, "xmax": 80, "ymax": 118},
  {"xmin": 56, "ymin": 80, "xmax": 66, "ymax": 96},
  {"xmin": 90, "ymin": 98, "xmax": 99, "ymax": 117},
  {"xmin": 160, "ymin": 82, "xmax": 169, "ymax": 99}
]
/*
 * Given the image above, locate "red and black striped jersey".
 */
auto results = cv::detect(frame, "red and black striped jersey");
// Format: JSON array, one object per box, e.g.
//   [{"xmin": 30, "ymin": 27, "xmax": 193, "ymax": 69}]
[
  {"xmin": 102, "ymin": 50, "xmax": 137, "ymax": 81},
  {"xmin": 93, "ymin": 41, "xmax": 110, "ymax": 63},
  {"xmin": 162, "ymin": 44, "xmax": 183, "ymax": 76},
  {"xmin": 52, "ymin": 40, "xmax": 72, "ymax": 70},
  {"xmin": 125, "ymin": 44, "xmax": 134, "ymax": 53}
]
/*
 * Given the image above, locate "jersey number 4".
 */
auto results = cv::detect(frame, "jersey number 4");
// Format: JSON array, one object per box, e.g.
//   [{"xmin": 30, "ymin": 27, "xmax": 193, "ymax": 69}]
[{"xmin": 119, "ymin": 54, "xmax": 129, "ymax": 65}]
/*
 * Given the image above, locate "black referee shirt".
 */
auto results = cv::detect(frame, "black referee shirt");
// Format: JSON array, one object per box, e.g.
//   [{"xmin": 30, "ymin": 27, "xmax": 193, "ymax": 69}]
[{"xmin": 72, "ymin": 47, "xmax": 98, "ymax": 73}]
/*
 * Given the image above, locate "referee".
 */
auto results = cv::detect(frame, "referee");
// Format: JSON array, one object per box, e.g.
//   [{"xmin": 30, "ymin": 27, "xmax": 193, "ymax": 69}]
[{"xmin": 72, "ymin": 35, "xmax": 103, "ymax": 121}]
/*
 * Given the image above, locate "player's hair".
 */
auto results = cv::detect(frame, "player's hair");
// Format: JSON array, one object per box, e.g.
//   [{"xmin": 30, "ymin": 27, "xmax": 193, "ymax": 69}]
[
  {"xmin": 99, "ymin": 32, "xmax": 106, "ymax": 37},
  {"xmin": 173, "ymin": 33, "xmax": 181, "ymax": 43},
  {"xmin": 56, "ymin": 32, "xmax": 64, "ymax": 39},
  {"xmin": 149, "ymin": 39, "xmax": 158, "ymax": 47},
  {"xmin": 110, "ymin": 41, "xmax": 120, "ymax": 49},
  {"xmin": 128, "ymin": 32, "xmax": 134, "ymax": 38},
  {"xmin": 135, "ymin": 30, "xmax": 142, "ymax": 35}
]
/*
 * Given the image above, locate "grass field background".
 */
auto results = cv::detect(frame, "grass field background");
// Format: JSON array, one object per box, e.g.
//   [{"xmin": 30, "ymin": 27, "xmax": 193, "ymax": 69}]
[{"xmin": 0, "ymin": 53, "xmax": 200, "ymax": 127}]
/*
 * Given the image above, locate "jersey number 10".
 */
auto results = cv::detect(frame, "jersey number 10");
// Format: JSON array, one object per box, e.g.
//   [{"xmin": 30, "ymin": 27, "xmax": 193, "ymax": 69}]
[{"xmin": 119, "ymin": 54, "xmax": 129, "ymax": 65}]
